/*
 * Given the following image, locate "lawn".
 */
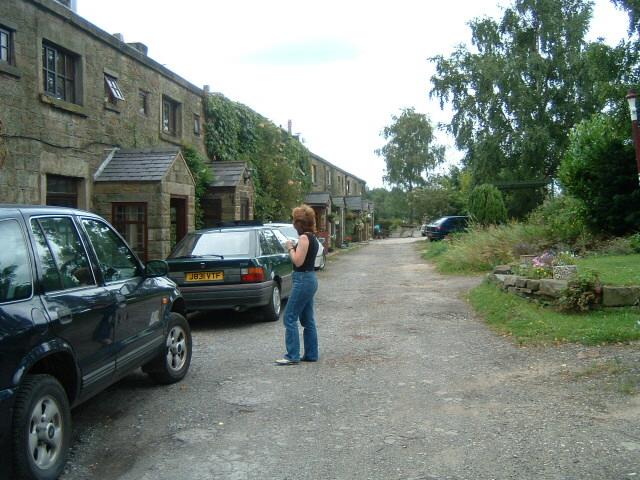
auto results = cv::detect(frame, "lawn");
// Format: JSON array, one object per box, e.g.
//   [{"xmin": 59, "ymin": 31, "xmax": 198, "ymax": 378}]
[
  {"xmin": 468, "ymin": 282, "xmax": 640, "ymax": 345},
  {"xmin": 576, "ymin": 254, "xmax": 640, "ymax": 286}
]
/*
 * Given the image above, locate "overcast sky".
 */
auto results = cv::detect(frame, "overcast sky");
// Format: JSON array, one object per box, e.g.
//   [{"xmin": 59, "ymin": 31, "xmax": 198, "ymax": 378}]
[{"xmin": 78, "ymin": 0, "xmax": 629, "ymax": 189}]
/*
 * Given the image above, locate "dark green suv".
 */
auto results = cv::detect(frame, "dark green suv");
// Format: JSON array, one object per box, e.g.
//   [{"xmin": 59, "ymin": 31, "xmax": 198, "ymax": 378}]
[
  {"xmin": 0, "ymin": 205, "xmax": 192, "ymax": 480},
  {"xmin": 166, "ymin": 222, "xmax": 293, "ymax": 321}
]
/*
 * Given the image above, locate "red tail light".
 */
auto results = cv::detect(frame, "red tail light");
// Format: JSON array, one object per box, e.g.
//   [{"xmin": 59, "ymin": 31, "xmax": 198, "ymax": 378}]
[{"xmin": 241, "ymin": 266, "xmax": 265, "ymax": 282}]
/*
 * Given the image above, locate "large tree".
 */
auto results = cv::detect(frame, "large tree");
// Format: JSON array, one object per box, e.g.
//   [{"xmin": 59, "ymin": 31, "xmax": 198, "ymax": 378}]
[
  {"xmin": 376, "ymin": 108, "xmax": 445, "ymax": 193},
  {"xmin": 430, "ymin": 0, "xmax": 625, "ymax": 217}
]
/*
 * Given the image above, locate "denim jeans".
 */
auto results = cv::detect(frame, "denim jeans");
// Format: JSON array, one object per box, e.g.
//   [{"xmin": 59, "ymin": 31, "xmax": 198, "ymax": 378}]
[{"xmin": 283, "ymin": 270, "xmax": 318, "ymax": 361}]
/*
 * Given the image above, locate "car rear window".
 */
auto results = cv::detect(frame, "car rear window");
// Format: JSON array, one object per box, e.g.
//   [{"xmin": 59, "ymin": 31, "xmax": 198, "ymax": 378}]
[
  {"xmin": 169, "ymin": 231, "xmax": 252, "ymax": 258},
  {"xmin": 277, "ymin": 225, "xmax": 298, "ymax": 239},
  {"xmin": 0, "ymin": 219, "xmax": 33, "ymax": 302}
]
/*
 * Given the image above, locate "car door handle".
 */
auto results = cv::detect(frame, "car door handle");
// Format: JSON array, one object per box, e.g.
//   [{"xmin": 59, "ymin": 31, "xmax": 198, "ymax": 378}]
[{"xmin": 55, "ymin": 306, "xmax": 73, "ymax": 324}]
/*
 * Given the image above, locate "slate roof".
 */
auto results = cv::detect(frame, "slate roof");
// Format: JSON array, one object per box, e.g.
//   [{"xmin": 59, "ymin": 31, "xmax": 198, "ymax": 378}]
[
  {"xmin": 95, "ymin": 148, "xmax": 181, "ymax": 182},
  {"xmin": 345, "ymin": 196, "xmax": 364, "ymax": 211},
  {"xmin": 304, "ymin": 192, "xmax": 330, "ymax": 206},
  {"xmin": 209, "ymin": 162, "xmax": 249, "ymax": 187}
]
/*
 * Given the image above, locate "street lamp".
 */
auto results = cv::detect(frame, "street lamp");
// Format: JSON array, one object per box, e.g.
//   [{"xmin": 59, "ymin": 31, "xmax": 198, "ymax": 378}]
[{"xmin": 625, "ymin": 89, "xmax": 640, "ymax": 186}]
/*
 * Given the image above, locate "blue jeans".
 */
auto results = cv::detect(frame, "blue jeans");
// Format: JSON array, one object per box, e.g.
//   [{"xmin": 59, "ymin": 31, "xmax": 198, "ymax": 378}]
[{"xmin": 283, "ymin": 271, "xmax": 318, "ymax": 361}]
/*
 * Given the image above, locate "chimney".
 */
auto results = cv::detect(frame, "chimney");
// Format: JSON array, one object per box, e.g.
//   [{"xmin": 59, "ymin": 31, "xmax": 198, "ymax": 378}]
[
  {"xmin": 127, "ymin": 42, "xmax": 148, "ymax": 56},
  {"xmin": 113, "ymin": 33, "xmax": 124, "ymax": 42},
  {"xmin": 203, "ymin": 85, "xmax": 210, "ymax": 96},
  {"xmin": 287, "ymin": 119, "xmax": 292, "ymax": 135}
]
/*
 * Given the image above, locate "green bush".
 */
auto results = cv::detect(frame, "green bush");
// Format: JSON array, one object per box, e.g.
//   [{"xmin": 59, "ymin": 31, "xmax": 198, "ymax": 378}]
[
  {"xmin": 630, "ymin": 233, "xmax": 640, "ymax": 253},
  {"xmin": 528, "ymin": 195, "xmax": 592, "ymax": 247},
  {"xmin": 557, "ymin": 271, "xmax": 601, "ymax": 313},
  {"xmin": 559, "ymin": 114, "xmax": 640, "ymax": 236},
  {"xmin": 467, "ymin": 184, "xmax": 507, "ymax": 225}
]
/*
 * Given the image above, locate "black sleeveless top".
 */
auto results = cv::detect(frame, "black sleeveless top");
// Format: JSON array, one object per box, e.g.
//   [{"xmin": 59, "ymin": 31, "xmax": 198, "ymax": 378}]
[{"xmin": 294, "ymin": 233, "xmax": 319, "ymax": 272}]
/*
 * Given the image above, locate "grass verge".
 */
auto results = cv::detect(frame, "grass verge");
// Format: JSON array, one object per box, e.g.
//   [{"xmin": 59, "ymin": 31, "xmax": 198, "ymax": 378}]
[
  {"xmin": 467, "ymin": 282, "xmax": 640, "ymax": 346},
  {"xmin": 575, "ymin": 254, "xmax": 640, "ymax": 286}
]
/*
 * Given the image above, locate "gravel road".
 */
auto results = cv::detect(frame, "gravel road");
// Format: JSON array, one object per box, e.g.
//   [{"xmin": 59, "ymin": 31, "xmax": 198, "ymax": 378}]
[{"xmin": 61, "ymin": 237, "xmax": 640, "ymax": 480}]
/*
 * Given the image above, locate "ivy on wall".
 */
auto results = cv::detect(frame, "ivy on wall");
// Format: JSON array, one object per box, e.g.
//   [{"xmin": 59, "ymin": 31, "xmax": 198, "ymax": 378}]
[
  {"xmin": 204, "ymin": 93, "xmax": 311, "ymax": 221},
  {"xmin": 182, "ymin": 144, "xmax": 213, "ymax": 229}
]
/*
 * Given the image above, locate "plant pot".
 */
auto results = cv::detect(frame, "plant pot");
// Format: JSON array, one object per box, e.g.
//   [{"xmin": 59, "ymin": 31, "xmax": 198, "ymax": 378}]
[{"xmin": 553, "ymin": 265, "xmax": 578, "ymax": 280}]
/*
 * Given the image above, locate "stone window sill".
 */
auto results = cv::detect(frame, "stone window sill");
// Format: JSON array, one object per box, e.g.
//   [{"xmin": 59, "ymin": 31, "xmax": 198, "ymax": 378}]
[
  {"xmin": 40, "ymin": 94, "xmax": 87, "ymax": 117},
  {"xmin": 0, "ymin": 62, "xmax": 20, "ymax": 78},
  {"xmin": 159, "ymin": 131, "xmax": 182, "ymax": 146},
  {"xmin": 104, "ymin": 101, "xmax": 121, "ymax": 113}
]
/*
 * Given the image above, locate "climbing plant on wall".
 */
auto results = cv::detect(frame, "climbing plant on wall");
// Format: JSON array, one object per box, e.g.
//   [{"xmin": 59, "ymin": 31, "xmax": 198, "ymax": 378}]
[
  {"xmin": 182, "ymin": 144, "xmax": 213, "ymax": 229},
  {"xmin": 204, "ymin": 93, "xmax": 311, "ymax": 220}
]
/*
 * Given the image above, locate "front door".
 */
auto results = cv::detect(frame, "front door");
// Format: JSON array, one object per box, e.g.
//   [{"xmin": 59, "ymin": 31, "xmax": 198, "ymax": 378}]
[{"xmin": 170, "ymin": 197, "xmax": 187, "ymax": 250}]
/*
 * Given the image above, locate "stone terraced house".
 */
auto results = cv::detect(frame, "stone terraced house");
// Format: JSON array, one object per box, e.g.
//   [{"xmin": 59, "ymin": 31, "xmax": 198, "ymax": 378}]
[{"xmin": 0, "ymin": 0, "xmax": 371, "ymax": 259}]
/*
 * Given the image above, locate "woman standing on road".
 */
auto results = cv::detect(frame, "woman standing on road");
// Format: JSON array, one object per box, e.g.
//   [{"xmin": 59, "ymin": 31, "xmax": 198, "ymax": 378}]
[{"xmin": 276, "ymin": 204, "xmax": 319, "ymax": 365}]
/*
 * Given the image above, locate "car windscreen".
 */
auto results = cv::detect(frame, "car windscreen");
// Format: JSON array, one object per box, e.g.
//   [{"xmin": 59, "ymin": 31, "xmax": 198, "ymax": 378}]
[
  {"xmin": 277, "ymin": 225, "xmax": 299, "ymax": 239},
  {"xmin": 432, "ymin": 217, "xmax": 448, "ymax": 226},
  {"xmin": 169, "ymin": 231, "xmax": 252, "ymax": 258}
]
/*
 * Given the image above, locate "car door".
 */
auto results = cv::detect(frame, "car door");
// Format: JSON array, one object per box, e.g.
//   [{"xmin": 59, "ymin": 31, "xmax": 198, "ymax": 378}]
[
  {"xmin": 80, "ymin": 217, "xmax": 165, "ymax": 376},
  {"xmin": 28, "ymin": 215, "xmax": 117, "ymax": 398},
  {"xmin": 261, "ymin": 229, "xmax": 293, "ymax": 295}
]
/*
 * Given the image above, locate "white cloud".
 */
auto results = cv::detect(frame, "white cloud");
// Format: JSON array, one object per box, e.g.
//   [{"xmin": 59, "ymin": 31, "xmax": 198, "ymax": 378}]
[{"xmin": 78, "ymin": 0, "xmax": 628, "ymax": 189}]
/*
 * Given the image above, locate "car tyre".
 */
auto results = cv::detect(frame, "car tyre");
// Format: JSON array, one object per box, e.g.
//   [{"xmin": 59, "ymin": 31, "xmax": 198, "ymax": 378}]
[
  {"xmin": 144, "ymin": 312, "xmax": 192, "ymax": 385},
  {"xmin": 261, "ymin": 283, "xmax": 282, "ymax": 322},
  {"xmin": 12, "ymin": 374, "xmax": 71, "ymax": 480}
]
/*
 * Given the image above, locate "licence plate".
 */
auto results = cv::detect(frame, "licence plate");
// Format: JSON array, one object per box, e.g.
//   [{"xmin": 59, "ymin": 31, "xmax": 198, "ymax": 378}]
[{"xmin": 185, "ymin": 271, "xmax": 224, "ymax": 282}]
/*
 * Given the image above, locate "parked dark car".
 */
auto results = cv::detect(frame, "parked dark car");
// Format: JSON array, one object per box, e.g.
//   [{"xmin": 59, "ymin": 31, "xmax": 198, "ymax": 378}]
[
  {"xmin": 0, "ymin": 205, "xmax": 191, "ymax": 480},
  {"xmin": 264, "ymin": 222, "xmax": 326, "ymax": 270},
  {"xmin": 166, "ymin": 222, "xmax": 293, "ymax": 321},
  {"xmin": 422, "ymin": 216, "xmax": 469, "ymax": 240}
]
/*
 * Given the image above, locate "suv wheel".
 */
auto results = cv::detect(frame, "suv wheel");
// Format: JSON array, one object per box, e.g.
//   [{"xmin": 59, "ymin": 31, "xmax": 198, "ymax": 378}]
[
  {"xmin": 144, "ymin": 312, "xmax": 192, "ymax": 385},
  {"xmin": 261, "ymin": 283, "xmax": 281, "ymax": 321},
  {"xmin": 12, "ymin": 374, "xmax": 71, "ymax": 480}
]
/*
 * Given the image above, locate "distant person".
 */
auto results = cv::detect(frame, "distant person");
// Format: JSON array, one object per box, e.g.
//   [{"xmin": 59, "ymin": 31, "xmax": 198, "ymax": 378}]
[
  {"xmin": 374, "ymin": 224, "xmax": 382, "ymax": 239},
  {"xmin": 276, "ymin": 204, "xmax": 319, "ymax": 365}
]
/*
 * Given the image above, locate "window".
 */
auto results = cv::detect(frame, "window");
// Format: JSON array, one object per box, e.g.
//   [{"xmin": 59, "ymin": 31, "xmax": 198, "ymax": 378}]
[
  {"xmin": 326, "ymin": 168, "xmax": 331, "ymax": 187},
  {"xmin": 138, "ymin": 90, "xmax": 149, "ymax": 115},
  {"xmin": 162, "ymin": 95, "xmax": 180, "ymax": 136},
  {"xmin": 82, "ymin": 218, "xmax": 141, "ymax": 282},
  {"xmin": 42, "ymin": 42, "xmax": 78, "ymax": 103},
  {"xmin": 46, "ymin": 175, "xmax": 78, "ymax": 208},
  {"xmin": 0, "ymin": 27, "xmax": 13, "ymax": 65},
  {"xmin": 0, "ymin": 220, "xmax": 32, "ymax": 302},
  {"xmin": 193, "ymin": 114, "xmax": 201, "ymax": 135},
  {"xmin": 31, "ymin": 217, "xmax": 95, "ymax": 291},
  {"xmin": 346, "ymin": 180, "xmax": 351, "ymax": 195},
  {"xmin": 311, "ymin": 165, "xmax": 317, "ymax": 185},
  {"xmin": 104, "ymin": 73, "xmax": 124, "ymax": 105},
  {"xmin": 112, "ymin": 203, "xmax": 147, "ymax": 261}
]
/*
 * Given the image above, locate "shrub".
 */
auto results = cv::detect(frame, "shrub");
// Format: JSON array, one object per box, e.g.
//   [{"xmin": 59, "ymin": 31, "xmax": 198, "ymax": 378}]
[
  {"xmin": 630, "ymin": 233, "xmax": 640, "ymax": 253},
  {"xmin": 558, "ymin": 114, "xmax": 640, "ymax": 236},
  {"xmin": 557, "ymin": 271, "xmax": 601, "ymax": 313},
  {"xmin": 467, "ymin": 184, "xmax": 507, "ymax": 225},
  {"xmin": 528, "ymin": 195, "xmax": 591, "ymax": 247}
]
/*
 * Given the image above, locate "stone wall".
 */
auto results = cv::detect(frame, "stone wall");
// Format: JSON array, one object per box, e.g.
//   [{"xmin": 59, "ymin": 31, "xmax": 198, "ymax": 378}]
[{"xmin": 487, "ymin": 273, "xmax": 640, "ymax": 307}]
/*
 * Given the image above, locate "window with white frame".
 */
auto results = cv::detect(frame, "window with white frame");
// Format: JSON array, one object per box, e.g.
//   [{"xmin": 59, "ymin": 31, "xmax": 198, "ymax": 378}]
[
  {"xmin": 326, "ymin": 168, "xmax": 331, "ymax": 187},
  {"xmin": 104, "ymin": 73, "xmax": 125, "ymax": 106},
  {"xmin": 311, "ymin": 165, "xmax": 317, "ymax": 185}
]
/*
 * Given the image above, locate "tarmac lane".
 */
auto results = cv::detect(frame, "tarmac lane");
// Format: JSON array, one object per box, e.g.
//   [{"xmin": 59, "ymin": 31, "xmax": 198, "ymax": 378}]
[{"xmin": 61, "ymin": 237, "xmax": 640, "ymax": 479}]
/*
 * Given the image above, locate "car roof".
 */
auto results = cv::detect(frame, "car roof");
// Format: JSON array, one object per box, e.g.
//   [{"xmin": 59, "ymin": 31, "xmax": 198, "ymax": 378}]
[{"xmin": 0, "ymin": 204, "xmax": 100, "ymax": 218}]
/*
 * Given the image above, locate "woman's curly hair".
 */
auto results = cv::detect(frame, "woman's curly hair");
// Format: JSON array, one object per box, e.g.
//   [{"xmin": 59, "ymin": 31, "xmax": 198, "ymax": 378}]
[{"xmin": 292, "ymin": 204, "xmax": 316, "ymax": 235}]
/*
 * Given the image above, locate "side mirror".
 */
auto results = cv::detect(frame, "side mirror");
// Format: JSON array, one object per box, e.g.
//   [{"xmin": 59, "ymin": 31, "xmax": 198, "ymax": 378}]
[{"xmin": 145, "ymin": 259, "xmax": 169, "ymax": 278}]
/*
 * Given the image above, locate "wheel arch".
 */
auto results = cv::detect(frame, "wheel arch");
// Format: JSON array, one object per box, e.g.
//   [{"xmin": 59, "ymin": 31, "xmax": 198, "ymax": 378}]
[{"xmin": 14, "ymin": 340, "xmax": 79, "ymax": 405}]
